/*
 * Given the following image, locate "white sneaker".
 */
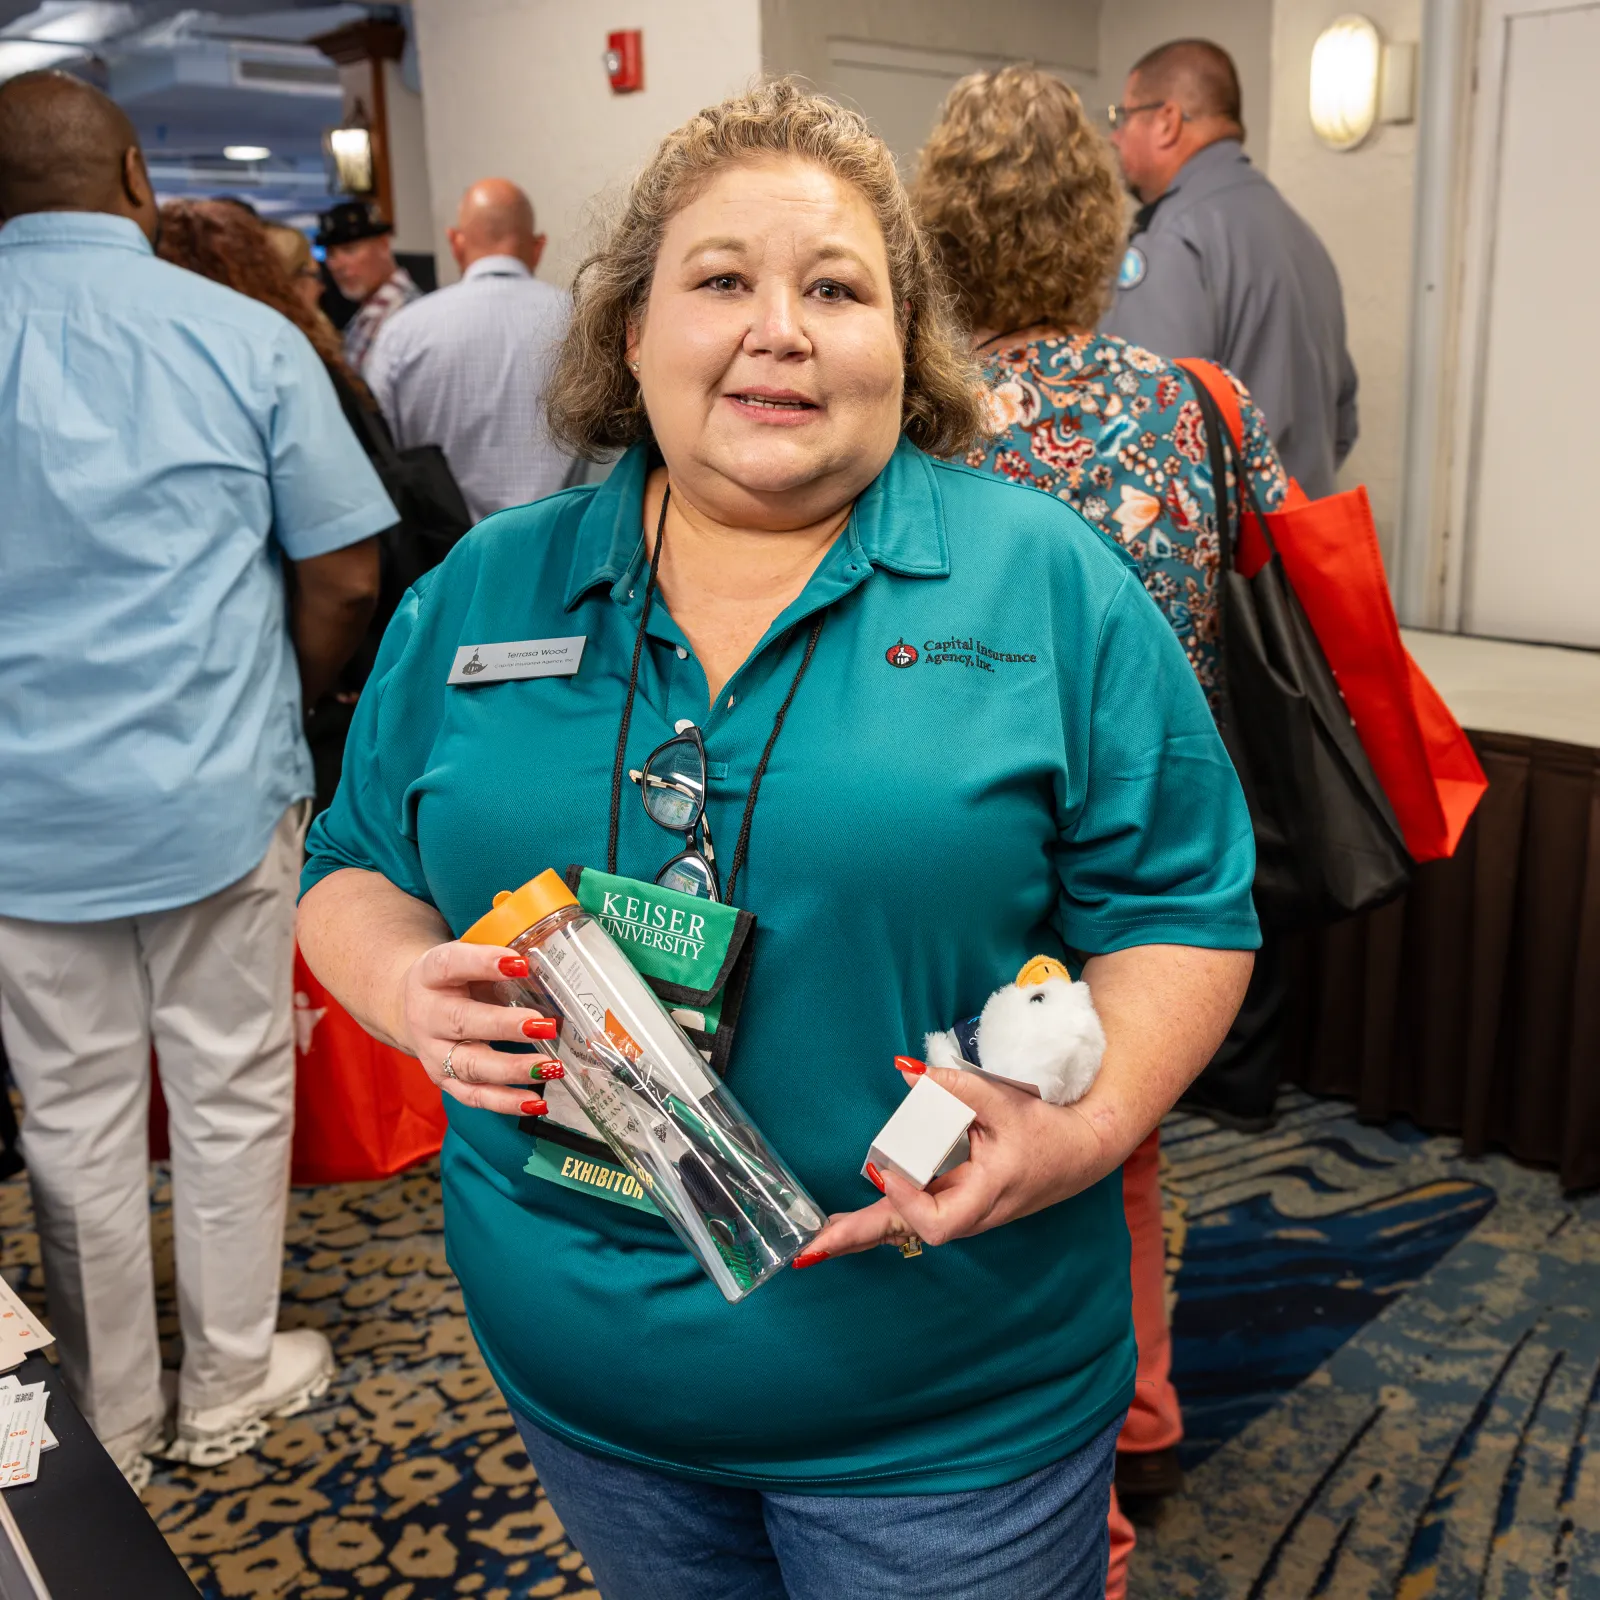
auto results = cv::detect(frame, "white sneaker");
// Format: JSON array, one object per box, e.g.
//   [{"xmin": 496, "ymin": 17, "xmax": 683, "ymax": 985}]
[
  {"xmin": 165, "ymin": 1331, "xmax": 335, "ymax": 1468},
  {"xmin": 103, "ymin": 1416, "xmax": 164, "ymax": 1493}
]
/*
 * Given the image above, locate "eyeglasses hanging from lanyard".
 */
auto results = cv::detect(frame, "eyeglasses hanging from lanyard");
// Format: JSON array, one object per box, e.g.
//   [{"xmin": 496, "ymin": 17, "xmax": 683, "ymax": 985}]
[
  {"xmin": 606, "ymin": 484, "xmax": 825, "ymax": 905},
  {"xmin": 629, "ymin": 724, "xmax": 721, "ymax": 900}
]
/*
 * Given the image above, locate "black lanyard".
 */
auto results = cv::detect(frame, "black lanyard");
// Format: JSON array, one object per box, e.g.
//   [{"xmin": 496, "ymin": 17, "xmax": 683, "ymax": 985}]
[{"xmin": 606, "ymin": 485, "xmax": 825, "ymax": 905}]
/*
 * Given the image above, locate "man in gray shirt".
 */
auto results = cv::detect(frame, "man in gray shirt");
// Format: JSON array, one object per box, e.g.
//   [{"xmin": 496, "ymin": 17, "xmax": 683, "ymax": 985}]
[
  {"xmin": 367, "ymin": 179, "xmax": 572, "ymax": 524},
  {"xmin": 1102, "ymin": 39, "xmax": 1358, "ymax": 499}
]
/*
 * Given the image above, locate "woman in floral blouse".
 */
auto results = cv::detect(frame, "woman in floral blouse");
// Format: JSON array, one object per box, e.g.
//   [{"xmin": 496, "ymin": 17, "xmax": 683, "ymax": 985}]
[
  {"xmin": 912, "ymin": 64, "xmax": 1291, "ymax": 1600},
  {"xmin": 914, "ymin": 65, "xmax": 1287, "ymax": 706}
]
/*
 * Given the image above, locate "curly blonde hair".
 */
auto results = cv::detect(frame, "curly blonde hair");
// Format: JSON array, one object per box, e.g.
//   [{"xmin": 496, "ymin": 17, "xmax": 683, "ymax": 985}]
[
  {"xmin": 911, "ymin": 66, "xmax": 1127, "ymax": 335},
  {"xmin": 547, "ymin": 77, "xmax": 984, "ymax": 460}
]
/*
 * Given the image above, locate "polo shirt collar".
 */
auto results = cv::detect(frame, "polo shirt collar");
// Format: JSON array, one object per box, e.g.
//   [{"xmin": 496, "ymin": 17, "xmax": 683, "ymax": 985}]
[
  {"xmin": 1169, "ymin": 137, "xmax": 1248, "ymax": 199},
  {"xmin": 562, "ymin": 435, "xmax": 949, "ymax": 612},
  {"xmin": 463, "ymin": 254, "xmax": 531, "ymax": 282},
  {"xmin": 0, "ymin": 211, "xmax": 152, "ymax": 255}
]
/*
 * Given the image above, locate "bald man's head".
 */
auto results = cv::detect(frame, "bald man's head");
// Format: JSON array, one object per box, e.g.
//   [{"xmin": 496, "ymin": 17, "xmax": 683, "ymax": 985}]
[
  {"xmin": 1129, "ymin": 40, "xmax": 1244, "ymax": 133},
  {"xmin": 0, "ymin": 71, "xmax": 157, "ymax": 238},
  {"xmin": 1112, "ymin": 40, "xmax": 1245, "ymax": 202},
  {"xmin": 448, "ymin": 178, "xmax": 544, "ymax": 274}
]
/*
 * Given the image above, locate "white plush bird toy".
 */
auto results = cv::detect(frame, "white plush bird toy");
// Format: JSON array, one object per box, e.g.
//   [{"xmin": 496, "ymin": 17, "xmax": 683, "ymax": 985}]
[{"xmin": 923, "ymin": 955, "xmax": 1106, "ymax": 1106}]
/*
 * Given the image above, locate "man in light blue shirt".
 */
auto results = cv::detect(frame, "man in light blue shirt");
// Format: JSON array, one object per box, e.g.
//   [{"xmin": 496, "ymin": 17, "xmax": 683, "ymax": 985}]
[
  {"xmin": 0, "ymin": 71, "xmax": 396, "ymax": 1486},
  {"xmin": 366, "ymin": 178, "xmax": 573, "ymax": 523}
]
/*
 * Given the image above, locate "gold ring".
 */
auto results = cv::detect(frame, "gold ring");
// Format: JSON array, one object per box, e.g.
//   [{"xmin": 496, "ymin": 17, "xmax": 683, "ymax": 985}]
[{"xmin": 893, "ymin": 1236, "xmax": 922, "ymax": 1259}]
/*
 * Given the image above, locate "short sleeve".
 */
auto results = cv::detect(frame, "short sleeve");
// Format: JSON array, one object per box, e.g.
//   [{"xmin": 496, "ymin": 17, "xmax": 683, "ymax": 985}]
[
  {"xmin": 301, "ymin": 581, "xmax": 434, "ymax": 906},
  {"xmin": 266, "ymin": 322, "xmax": 397, "ymax": 561},
  {"xmin": 1100, "ymin": 231, "xmax": 1215, "ymax": 363},
  {"xmin": 1057, "ymin": 574, "xmax": 1259, "ymax": 954}
]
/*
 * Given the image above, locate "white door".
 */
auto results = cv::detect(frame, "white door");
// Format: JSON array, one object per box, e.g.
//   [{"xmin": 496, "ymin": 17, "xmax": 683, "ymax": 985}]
[{"xmin": 1451, "ymin": 0, "xmax": 1600, "ymax": 647}]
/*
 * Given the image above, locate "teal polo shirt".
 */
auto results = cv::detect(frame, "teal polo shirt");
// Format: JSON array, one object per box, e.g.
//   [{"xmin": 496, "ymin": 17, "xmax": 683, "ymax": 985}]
[{"xmin": 303, "ymin": 436, "xmax": 1258, "ymax": 1494}]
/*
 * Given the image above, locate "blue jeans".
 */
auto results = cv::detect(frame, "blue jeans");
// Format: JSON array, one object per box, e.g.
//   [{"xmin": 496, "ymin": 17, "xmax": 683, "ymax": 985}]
[{"xmin": 511, "ymin": 1412, "xmax": 1120, "ymax": 1600}]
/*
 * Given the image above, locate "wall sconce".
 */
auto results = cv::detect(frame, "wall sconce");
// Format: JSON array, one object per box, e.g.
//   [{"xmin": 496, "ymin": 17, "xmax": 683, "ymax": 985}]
[
  {"xmin": 1310, "ymin": 15, "xmax": 1382, "ymax": 149},
  {"xmin": 1309, "ymin": 15, "xmax": 1417, "ymax": 150},
  {"xmin": 324, "ymin": 101, "xmax": 375, "ymax": 195}
]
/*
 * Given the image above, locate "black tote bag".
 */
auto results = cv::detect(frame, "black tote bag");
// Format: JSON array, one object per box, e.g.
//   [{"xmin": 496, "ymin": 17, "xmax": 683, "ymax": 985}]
[
  {"xmin": 344, "ymin": 397, "xmax": 474, "ymax": 594},
  {"xmin": 1187, "ymin": 373, "xmax": 1412, "ymax": 928}
]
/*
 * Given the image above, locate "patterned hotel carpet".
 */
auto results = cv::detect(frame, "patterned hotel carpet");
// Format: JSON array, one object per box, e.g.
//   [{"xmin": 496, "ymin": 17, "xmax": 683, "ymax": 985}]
[
  {"xmin": 1132, "ymin": 1094, "xmax": 1600, "ymax": 1600},
  {"xmin": 0, "ymin": 1089, "xmax": 1593, "ymax": 1598}
]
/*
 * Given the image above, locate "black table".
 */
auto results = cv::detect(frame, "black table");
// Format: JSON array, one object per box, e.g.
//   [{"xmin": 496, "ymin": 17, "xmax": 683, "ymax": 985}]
[{"xmin": 2, "ymin": 1355, "xmax": 196, "ymax": 1598}]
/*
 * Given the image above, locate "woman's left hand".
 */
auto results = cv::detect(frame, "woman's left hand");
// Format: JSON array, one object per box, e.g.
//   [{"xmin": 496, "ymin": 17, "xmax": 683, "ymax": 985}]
[{"xmin": 801, "ymin": 1060, "xmax": 1122, "ymax": 1261}]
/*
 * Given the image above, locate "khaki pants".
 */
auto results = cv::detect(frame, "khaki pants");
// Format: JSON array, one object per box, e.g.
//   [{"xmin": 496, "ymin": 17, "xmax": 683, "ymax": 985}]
[{"xmin": 0, "ymin": 803, "xmax": 308, "ymax": 1441}]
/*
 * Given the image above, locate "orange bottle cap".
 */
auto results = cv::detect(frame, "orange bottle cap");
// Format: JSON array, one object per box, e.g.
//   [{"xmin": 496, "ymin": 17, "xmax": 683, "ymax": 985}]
[{"xmin": 460, "ymin": 869, "xmax": 578, "ymax": 948}]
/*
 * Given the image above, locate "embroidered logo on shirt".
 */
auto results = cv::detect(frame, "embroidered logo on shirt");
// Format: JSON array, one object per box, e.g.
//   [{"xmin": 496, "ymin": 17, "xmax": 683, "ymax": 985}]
[
  {"xmin": 899, "ymin": 638, "xmax": 1041, "ymax": 673},
  {"xmin": 1117, "ymin": 246, "xmax": 1147, "ymax": 289}
]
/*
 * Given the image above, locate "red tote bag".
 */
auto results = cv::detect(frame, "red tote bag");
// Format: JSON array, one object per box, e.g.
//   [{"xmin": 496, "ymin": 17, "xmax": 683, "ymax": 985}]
[
  {"xmin": 1177, "ymin": 359, "xmax": 1487, "ymax": 862},
  {"xmin": 151, "ymin": 948, "xmax": 447, "ymax": 1183}
]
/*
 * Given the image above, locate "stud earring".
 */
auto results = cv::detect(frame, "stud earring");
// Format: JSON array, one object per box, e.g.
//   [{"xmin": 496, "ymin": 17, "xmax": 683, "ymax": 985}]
[{"xmin": 629, "ymin": 361, "xmax": 640, "ymax": 373}]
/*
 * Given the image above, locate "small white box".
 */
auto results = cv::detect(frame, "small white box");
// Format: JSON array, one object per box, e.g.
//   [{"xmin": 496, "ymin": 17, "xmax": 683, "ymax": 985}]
[{"xmin": 863, "ymin": 1076, "xmax": 976, "ymax": 1191}]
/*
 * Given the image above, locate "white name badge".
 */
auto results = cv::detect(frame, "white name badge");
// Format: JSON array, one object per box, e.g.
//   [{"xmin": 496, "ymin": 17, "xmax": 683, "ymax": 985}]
[{"xmin": 448, "ymin": 637, "xmax": 586, "ymax": 686}]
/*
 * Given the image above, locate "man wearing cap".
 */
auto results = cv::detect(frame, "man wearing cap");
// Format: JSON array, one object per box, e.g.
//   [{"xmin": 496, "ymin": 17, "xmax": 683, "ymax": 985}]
[{"xmin": 318, "ymin": 198, "xmax": 421, "ymax": 376}]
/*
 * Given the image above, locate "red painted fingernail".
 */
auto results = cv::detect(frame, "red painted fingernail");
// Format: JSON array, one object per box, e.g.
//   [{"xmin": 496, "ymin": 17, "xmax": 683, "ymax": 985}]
[
  {"xmin": 865, "ymin": 1162, "xmax": 885, "ymax": 1193},
  {"xmin": 499, "ymin": 956, "xmax": 529, "ymax": 978},
  {"xmin": 895, "ymin": 1056, "xmax": 927, "ymax": 1076},
  {"xmin": 792, "ymin": 1250, "xmax": 829, "ymax": 1270},
  {"xmin": 534, "ymin": 1061, "xmax": 565, "ymax": 1081},
  {"xmin": 520, "ymin": 1099, "xmax": 549, "ymax": 1116},
  {"xmin": 522, "ymin": 1017, "xmax": 557, "ymax": 1039}
]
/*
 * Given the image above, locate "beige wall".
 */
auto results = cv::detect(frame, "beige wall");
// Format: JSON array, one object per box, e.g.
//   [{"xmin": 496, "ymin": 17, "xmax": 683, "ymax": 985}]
[
  {"xmin": 1098, "ymin": 0, "xmax": 1275, "ymax": 172},
  {"xmin": 383, "ymin": 59, "xmax": 435, "ymax": 256},
  {"xmin": 761, "ymin": 0, "xmax": 1100, "ymax": 172},
  {"xmin": 1267, "ymin": 0, "xmax": 1421, "ymax": 558},
  {"xmin": 411, "ymin": 0, "xmax": 764, "ymax": 287},
  {"xmin": 760, "ymin": 0, "xmax": 1099, "ymax": 89}
]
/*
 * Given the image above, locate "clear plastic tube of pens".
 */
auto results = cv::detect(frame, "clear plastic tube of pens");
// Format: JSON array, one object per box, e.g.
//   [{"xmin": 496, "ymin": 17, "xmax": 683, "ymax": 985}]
[{"xmin": 462, "ymin": 871, "xmax": 824, "ymax": 1303}]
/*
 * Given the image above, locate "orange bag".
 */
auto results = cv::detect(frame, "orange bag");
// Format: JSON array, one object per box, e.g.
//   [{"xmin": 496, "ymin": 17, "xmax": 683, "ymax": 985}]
[
  {"xmin": 151, "ymin": 947, "xmax": 447, "ymax": 1183},
  {"xmin": 1177, "ymin": 360, "xmax": 1486, "ymax": 862}
]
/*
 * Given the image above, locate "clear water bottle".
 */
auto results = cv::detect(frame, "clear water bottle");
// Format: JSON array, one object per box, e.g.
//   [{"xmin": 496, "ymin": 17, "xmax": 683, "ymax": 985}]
[{"xmin": 463, "ymin": 871, "xmax": 825, "ymax": 1303}]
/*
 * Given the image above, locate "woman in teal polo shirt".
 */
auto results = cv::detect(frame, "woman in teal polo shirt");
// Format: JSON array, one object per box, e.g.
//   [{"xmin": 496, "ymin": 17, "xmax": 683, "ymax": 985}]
[{"xmin": 298, "ymin": 80, "xmax": 1257, "ymax": 1599}]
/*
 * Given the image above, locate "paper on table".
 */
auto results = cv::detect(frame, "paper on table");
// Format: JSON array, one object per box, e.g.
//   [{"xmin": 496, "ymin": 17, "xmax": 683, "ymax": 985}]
[
  {"xmin": 0, "ymin": 1278, "xmax": 51, "ymax": 1374},
  {"xmin": 0, "ymin": 1378, "xmax": 54, "ymax": 1452},
  {"xmin": 0, "ymin": 1383, "xmax": 47, "ymax": 1487}
]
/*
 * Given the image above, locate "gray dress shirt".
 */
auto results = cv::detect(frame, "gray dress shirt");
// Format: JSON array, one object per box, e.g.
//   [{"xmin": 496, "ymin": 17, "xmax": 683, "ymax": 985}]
[
  {"xmin": 366, "ymin": 256, "xmax": 574, "ymax": 524},
  {"xmin": 1101, "ymin": 140, "xmax": 1358, "ymax": 499}
]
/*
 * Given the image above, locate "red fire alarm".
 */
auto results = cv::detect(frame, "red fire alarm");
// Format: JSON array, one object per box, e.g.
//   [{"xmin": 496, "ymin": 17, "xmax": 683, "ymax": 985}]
[{"xmin": 604, "ymin": 30, "xmax": 644, "ymax": 94}]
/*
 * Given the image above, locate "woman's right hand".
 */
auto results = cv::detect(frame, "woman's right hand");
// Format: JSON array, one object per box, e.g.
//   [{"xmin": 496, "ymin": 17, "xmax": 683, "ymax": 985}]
[{"xmin": 398, "ymin": 940, "xmax": 562, "ymax": 1118}]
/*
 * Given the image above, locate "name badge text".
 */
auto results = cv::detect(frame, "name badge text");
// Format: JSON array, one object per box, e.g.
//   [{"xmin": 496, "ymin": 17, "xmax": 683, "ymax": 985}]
[{"xmin": 448, "ymin": 637, "xmax": 586, "ymax": 686}]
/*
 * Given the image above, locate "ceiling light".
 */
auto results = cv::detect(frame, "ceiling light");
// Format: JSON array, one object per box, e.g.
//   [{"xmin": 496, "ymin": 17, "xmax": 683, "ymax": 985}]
[
  {"xmin": 223, "ymin": 145, "xmax": 271, "ymax": 162},
  {"xmin": 1309, "ymin": 15, "xmax": 1382, "ymax": 151}
]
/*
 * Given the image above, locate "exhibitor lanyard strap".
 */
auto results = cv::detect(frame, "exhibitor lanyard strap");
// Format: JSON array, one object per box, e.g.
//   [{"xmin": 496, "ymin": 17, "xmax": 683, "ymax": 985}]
[{"xmin": 606, "ymin": 484, "xmax": 824, "ymax": 906}]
